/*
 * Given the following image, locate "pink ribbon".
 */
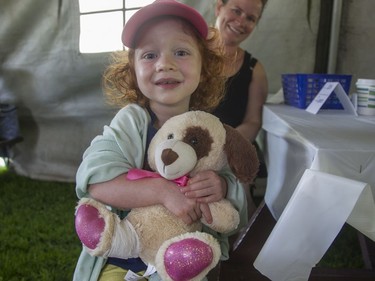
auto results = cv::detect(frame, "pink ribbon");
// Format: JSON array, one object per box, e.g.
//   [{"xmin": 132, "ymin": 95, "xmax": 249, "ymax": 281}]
[{"xmin": 127, "ymin": 168, "xmax": 189, "ymax": 187}]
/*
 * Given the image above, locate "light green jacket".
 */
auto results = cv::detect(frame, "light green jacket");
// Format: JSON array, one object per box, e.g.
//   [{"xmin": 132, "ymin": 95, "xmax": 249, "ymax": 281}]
[{"xmin": 73, "ymin": 104, "xmax": 248, "ymax": 281}]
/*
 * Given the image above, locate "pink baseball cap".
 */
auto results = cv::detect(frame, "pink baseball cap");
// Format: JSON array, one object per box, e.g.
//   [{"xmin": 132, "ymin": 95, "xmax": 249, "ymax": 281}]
[{"xmin": 122, "ymin": 0, "xmax": 208, "ymax": 48}]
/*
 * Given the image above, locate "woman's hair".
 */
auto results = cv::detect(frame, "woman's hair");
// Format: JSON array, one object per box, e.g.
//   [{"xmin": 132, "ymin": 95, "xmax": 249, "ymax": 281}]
[
  {"xmin": 221, "ymin": 0, "xmax": 268, "ymax": 15},
  {"xmin": 102, "ymin": 21, "xmax": 226, "ymax": 113}
]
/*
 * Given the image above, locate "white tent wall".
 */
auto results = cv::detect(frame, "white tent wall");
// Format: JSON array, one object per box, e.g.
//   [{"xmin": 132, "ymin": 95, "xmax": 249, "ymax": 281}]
[
  {"xmin": 0, "ymin": 0, "xmax": 374, "ymax": 182},
  {"xmin": 189, "ymin": 0, "xmax": 321, "ymax": 92},
  {"xmin": 1, "ymin": 0, "xmax": 115, "ymax": 181},
  {"xmin": 337, "ymin": 0, "xmax": 375, "ymax": 90}
]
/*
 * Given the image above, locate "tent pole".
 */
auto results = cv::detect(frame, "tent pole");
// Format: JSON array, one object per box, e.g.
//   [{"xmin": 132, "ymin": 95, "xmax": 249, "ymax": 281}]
[{"xmin": 327, "ymin": 0, "xmax": 343, "ymax": 74}]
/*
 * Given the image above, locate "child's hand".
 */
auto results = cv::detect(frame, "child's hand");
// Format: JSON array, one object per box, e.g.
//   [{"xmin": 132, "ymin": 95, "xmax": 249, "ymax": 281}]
[
  {"xmin": 182, "ymin": 170, "xmax": 227, "ymax": 203},
  {"xmin": 199, "ymin": 203, "xmax": 213, "ymax": 225},
  {"xmin": 162, "ymin": 183, "xmax": 202, "ymax": 225}
]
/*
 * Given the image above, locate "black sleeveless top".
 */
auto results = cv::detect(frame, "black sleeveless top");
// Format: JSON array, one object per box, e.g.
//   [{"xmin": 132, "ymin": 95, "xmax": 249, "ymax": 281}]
[{"xmin": 213, "ymin": 51, "xmax": 257, "ymax": 128}]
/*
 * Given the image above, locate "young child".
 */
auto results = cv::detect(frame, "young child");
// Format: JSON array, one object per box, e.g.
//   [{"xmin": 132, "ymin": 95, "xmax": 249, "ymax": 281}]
[{"xmin": 73, "ymin": 1, "xmax": 248, "ymax": 280}]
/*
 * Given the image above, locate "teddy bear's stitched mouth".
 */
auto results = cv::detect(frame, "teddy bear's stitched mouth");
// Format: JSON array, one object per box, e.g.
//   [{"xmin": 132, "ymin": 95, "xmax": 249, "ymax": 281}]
[{"xmin": 162, "ymin": 165, "xmax": 184, "ymax": 179}]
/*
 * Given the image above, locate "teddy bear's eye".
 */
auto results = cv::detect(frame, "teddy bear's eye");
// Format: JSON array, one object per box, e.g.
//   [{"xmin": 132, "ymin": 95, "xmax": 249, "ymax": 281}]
[
  {"xmin": 167, "ymin": 133, "xmax": 174, "ymax": 140},
  {"xmin": 183, "ymin": 126, "xmax": 212, "ymax": 160},
  {"xmin": 189, "ymin": 137, "xmax": 198, "ymax": 146}
]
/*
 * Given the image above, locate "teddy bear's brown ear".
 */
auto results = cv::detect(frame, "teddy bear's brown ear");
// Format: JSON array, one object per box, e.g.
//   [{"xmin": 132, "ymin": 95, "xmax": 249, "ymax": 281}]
[{"xmin": 223, "ymin": 124, "xmax": 260, "ymax": 184}]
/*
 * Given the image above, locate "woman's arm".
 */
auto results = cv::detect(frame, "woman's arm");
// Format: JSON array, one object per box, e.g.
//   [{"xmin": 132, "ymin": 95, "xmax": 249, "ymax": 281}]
[{"xmin": 236, "ymin": 61, "xmax": 268, "ymax": 142}]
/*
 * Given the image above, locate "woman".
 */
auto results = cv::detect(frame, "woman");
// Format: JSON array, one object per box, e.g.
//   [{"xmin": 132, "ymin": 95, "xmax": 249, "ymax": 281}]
[
  {"xmin": 213, "ymin": 0, "xmax": 268, "ymax": 142},
  {"xmin": 213, "ymin": 0, "xmax": 269, "ymax": 217}
]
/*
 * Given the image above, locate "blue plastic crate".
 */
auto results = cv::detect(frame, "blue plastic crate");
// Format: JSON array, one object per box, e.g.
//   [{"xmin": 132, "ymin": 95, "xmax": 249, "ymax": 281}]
[{"xmin": 282, "ymin": 74, "xmax": 352, "ymax": 109}]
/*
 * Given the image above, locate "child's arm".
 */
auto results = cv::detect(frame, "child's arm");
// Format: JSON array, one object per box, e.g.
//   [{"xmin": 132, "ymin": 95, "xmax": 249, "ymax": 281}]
[{"xmin": 89, "ymin": 174, "xmax": 203, "ymax": 225}]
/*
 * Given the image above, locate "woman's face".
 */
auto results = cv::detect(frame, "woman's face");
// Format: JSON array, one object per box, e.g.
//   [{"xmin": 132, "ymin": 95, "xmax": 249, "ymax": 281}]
[
  {"xmin": 134, "ymin": 18, "xmax": 202, "ymax": 110},
  {"xmin": 215, "ymin": 0, "xmax": 263, "ymax": 47}
]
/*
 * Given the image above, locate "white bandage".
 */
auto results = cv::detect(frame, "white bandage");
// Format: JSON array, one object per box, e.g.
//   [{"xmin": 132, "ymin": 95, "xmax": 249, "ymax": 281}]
[{"xmin": 103, "ymin": 219, "xmax": 141, "ymax": 259}]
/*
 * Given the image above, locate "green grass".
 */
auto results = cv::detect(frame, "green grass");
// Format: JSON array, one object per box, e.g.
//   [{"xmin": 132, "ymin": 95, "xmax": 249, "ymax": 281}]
[
  {"xmin": 0, "ymin": 170, "xmax": 81, "ymax": 281},
  {"xmin": 318, "ymin": 223, "xmax": 364, "ymax": 268}
]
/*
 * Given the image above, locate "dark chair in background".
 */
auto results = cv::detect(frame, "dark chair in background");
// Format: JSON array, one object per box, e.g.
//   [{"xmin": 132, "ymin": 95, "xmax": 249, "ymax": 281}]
[{"xmin": 0, "ymin": 104, "xmax": 23, "ymax": 167}]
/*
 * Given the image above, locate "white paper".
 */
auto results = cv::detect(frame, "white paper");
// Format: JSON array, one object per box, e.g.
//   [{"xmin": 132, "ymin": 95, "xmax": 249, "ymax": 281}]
[
  {"xmin": 124, "ymin": 264, "xmax": 156, "ymax": 281},
  {"xmin": 306, "ymin": 82, "xmax": 357, "ymax": 115},
  {"xmin": 253, "ymin": 169, "xmax": 371, "ymax": 281}
]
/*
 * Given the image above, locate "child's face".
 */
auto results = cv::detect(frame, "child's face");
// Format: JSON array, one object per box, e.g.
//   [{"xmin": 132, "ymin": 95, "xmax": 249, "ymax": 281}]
[{"xmin": 134, "ymin": 18, "xmax": 202, "ymax": 110}]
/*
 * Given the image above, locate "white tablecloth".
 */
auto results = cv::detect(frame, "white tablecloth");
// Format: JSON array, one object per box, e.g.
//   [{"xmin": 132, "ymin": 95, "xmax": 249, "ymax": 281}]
[
  {"xmin": 262, "ymin": 104, "xmax": 375, "ymax": 221},
  {"xmin": 254, "ymin": 104, "xmax": 375, "ymax": 280}
]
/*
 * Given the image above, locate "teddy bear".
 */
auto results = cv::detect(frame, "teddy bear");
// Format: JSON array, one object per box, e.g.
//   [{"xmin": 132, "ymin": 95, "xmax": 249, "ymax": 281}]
[{"xmin": 74, "ymin": 110, "xmax": 259, "ymax": 281}]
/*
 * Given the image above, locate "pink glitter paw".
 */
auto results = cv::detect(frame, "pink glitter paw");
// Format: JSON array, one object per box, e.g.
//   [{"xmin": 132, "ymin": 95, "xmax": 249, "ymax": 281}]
[
  {"xmin": 75, "ymin": 204, "xmax": 105, "ymax": 250},
  {"xmin": 164, "ymin": 238, "xmax": 213, "ymax": 281}
]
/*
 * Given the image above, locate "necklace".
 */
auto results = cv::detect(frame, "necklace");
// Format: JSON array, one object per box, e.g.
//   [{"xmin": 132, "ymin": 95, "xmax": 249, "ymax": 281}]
[
  {"xmin": 233, "ymin": 48, "xmax": 238, "ymax": 62},
  {"xmin": 225, "ymin": 48, "xmax": 240, "ymax": 77}
]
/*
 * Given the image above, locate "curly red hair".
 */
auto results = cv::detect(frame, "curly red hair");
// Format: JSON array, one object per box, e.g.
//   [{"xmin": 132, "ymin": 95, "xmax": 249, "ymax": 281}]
[{"xmin": 102, "ymin": 19, "xmax": 226, "ymax": 113}]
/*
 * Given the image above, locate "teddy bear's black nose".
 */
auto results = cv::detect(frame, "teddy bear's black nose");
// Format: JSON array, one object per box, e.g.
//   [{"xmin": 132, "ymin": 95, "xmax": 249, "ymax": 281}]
[{"xmin": 161, "ymin": 148, "xmax": 178, "ymax": 166}]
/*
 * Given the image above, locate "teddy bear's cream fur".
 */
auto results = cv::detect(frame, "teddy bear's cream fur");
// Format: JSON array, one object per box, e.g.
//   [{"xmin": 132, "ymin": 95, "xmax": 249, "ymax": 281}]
[{"xmin": 75, "ymin": 111, "xmax": 259, "ymax": 281}]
